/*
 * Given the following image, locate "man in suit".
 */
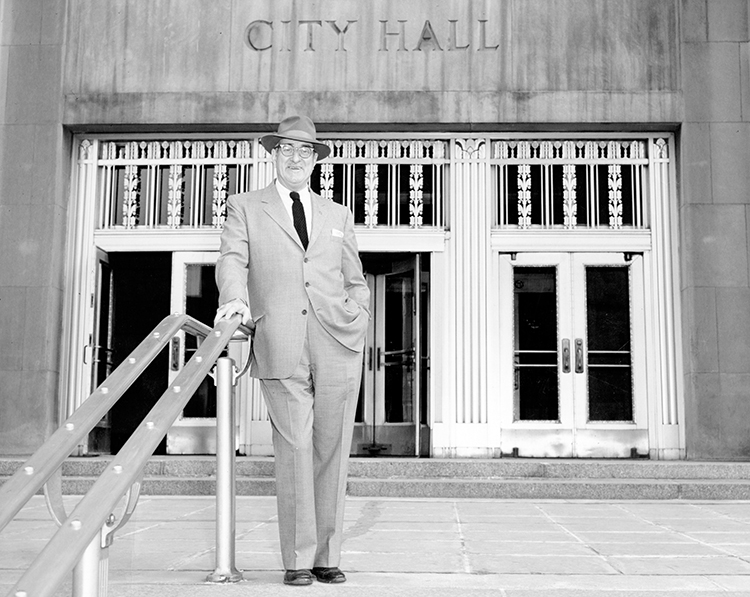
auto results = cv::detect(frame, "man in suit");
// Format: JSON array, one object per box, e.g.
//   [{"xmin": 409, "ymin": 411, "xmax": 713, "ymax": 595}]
[{"xmin": 215, "ymin": 115, "xmax": 370, "ymax": 586}]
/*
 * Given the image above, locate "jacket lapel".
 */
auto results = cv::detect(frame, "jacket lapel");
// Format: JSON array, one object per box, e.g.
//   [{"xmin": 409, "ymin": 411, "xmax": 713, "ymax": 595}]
[
  {"xmin": 261, "ymin": 184, "xmax": 303, "ymax": 248},
  {"xmin": 309, "ymin": 192, "xmax": 331, "ymax": 248}
]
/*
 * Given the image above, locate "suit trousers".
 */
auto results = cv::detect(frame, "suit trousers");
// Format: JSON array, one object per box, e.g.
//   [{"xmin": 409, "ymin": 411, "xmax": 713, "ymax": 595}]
[{"xmin": 259, "ymin": 308, "xmax": 363, "ymax": 570}]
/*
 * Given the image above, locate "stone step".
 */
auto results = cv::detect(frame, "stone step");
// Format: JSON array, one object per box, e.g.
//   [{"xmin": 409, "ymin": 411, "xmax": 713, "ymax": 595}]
[
  {"xmin": 3, "ymin": 457, "xmax": 750, "ymax": 500},
  {"xmin": 5, "ymin": 456, "xmax": 750, "ymax": 479},
  {"xmin": 52, "ymin": 476, "xmax": 750, "ymax": 500}
]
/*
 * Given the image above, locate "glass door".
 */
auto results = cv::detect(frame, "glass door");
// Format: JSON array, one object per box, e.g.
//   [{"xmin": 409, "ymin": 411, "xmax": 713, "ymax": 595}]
[
  {"xmin": 166, "ymin": 251, "xmax": 222, "ymax": 454},
  {"xmin": 87, "ymin": 250, "xmax": 114, "ymax": 453},
  {"xmin": 499, "ymin": 252, "xmax": 647, "ymax": 457},
  {"xmin": 354, "ymin": 253, "xmax": 430, "ymax": 456}
]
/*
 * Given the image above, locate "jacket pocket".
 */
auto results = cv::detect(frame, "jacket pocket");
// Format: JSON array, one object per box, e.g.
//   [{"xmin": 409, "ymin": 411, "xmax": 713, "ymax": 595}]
[{"xmin": 343, "ymin": 297, "xmax": 360, "ymax": 314}]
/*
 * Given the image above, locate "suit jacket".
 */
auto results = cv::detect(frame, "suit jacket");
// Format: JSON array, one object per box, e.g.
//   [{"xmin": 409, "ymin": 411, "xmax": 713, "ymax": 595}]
[{"xmin": 216, "ymin": 183, "xmax": 370, "ymax": 379}]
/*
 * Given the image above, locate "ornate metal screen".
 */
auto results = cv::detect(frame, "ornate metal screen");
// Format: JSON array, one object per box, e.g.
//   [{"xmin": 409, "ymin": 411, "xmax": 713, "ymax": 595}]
[
  {"xmin": 492, "ymin": 138, "xmax": 666, "ymax": 230},
  {"xmin": 311, "ymin": 139, "xmax": 447, "ymax": 228},
  {"xmin": 87, "ymin": 137, "xmax": 448, "ymax": 231},
  {"xmin": 92, "ymin": 139, "xmax": 259, "ymax": 230},
  {"xmin": 86, "ymin": 135, "xmax": 665, "ymax": 234}
]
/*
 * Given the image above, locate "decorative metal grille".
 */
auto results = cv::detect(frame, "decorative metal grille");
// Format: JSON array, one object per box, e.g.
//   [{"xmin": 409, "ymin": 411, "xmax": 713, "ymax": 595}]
[
  {"xmin": 93, "ymin": 139, "xmax": 255, "ymax": 230},
  {"xmin": 85, "ymin": 136, "xmax": 663, "ymax": 233},
  {"xmin": 493, "ymin": 139, "xmax": 653, "ymax": 230},
  {"xmin": 89, "ymin": 137, "xmax": 448, "ymax": 231},
  {"xmin": 310, "ymin": 138, "xmax": 447, "ymax": 228}
]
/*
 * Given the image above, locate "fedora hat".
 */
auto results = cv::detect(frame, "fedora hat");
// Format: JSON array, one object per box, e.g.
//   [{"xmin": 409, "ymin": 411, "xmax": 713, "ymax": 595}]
[{"xmin": 260, "ymin": 115, "xmax": 331, "ymax": 160}]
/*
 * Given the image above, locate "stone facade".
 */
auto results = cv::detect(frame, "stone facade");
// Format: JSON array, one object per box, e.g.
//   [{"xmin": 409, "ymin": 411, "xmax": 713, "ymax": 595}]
[
  {"xmin": 0, "ymin": 0, "xmax": 748, "ymax": 459},
  {"xmin": 680, "ymin": 0, "xmax": 750, "ymax": 458}
]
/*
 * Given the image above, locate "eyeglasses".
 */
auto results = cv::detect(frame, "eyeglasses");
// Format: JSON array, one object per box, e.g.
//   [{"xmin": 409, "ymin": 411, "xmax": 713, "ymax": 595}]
[{"xmin": 278, "ymin": 143, "xmax": 315, "ymax": 159}]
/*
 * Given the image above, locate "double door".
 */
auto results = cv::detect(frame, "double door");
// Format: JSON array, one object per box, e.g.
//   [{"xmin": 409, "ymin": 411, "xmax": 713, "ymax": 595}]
[
  {"xmin": 354, "ymin": 254, "xmax": 430, "ymax": 456},
  {"xmin": 498, "ymin": 252, "xmax": 648, "ymax": 458},
  {"xmin": 165, "ymin": 251, "xmax": 430, "ymax": 456}
]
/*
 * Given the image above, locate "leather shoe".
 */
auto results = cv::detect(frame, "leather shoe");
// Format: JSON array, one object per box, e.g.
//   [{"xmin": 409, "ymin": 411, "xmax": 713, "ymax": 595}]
[
  {"xmin": 283, "ymin": 569, "xmax": 313, "ymax": 586},
  {"xmin": 311, "ymin": 566, "xmax": 346, "ymax": 584}
]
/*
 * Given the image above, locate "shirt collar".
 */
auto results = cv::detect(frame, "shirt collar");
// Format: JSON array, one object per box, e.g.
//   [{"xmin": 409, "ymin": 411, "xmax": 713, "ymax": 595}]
[{"xmin": 275, "ymin": 180, "xmax": 311, "ymax": 203}]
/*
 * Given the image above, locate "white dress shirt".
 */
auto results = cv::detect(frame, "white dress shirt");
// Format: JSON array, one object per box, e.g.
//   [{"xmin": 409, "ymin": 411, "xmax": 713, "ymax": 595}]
[{"xmin": 275, "ymin": 180, "xmax": 312, "ymax": 238}]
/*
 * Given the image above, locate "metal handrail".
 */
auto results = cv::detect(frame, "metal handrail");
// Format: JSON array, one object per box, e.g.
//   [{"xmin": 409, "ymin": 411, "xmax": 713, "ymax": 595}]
[
  {"xmin": 0, "ymin": 313, "xmax": 209, "ymax": 532},
  {"xmin": 4, "ymin": 313, "xmax": 251, "ymax": 597}
]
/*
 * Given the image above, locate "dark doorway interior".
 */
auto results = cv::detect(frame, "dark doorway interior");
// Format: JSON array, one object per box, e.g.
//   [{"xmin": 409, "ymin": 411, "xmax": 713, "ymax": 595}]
[{"xmin": 109, "ymin": 252, "xmax": 171, "ymax": 454}]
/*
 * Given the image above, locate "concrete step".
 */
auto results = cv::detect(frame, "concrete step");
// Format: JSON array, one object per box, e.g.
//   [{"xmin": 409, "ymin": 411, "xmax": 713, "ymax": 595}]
[{"xmin": 3, "ymin": 456, "xmax": 750, "ymax": 499}]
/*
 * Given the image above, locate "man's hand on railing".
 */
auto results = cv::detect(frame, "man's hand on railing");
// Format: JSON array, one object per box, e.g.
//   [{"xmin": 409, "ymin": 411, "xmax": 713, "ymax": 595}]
[{"xmin": 215, "ymin": 298, "xmax": 252, "ymax": 327}]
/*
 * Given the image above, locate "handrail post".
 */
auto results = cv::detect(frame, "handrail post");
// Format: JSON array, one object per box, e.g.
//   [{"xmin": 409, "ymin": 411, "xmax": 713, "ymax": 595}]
[
  {"xmin": 72, "ymin": 524, "xmax": 109, "ymax": 597},
  {"xmin": 206, "ymin": 356, "xmax": 243, "ymax": 583}
]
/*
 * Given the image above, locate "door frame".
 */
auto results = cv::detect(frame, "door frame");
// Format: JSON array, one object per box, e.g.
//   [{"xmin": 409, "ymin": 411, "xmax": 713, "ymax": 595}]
[
  {"xmin": 570, "ymin": 252, "xmax": 648, "ymax": 455},
  {"xmin": 354, "ymin": 252, "xmax": 429, "ymax": 456},
  {"xmin": 498, "ymin": 251, "xmax": 651, "ymax": 458},
  {"xmin": 166, "ymin": 251, "xmax": 221, "ymax": 454},
  {"xmin": 87, "ymin": 250, "xmax": 114, "ymax": 453}
]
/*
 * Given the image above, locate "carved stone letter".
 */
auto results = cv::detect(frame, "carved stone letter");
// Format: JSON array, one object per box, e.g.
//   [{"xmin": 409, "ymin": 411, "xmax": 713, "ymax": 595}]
[
  {"xmin": 415, "ymin": 20, "xmax": 443, "ymax": 51},
  {"xmin": 448, "ymin": 20, "xmax": 470, "ymax": 51},
  {"xmin": 478, "ymin": 20, "xmax": 499, "ymax": 51},
  {"xmin": 245, "ymin": 20, "xmax": 273, "ymax": 51},
  {"xmin": 299, "ymin": 20, "xmax": 322, "ymax": 51},
  {"xmin": 379, "ymin": 20, "xmax": 407, "ymax": 51},
  {"xmin": 326, "ymin": 20, "xmax": 357, "ymax": 51}
]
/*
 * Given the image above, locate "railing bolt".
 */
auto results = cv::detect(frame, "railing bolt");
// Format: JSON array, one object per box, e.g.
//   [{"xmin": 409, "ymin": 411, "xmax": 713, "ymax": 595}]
[
  {"xmin": 129, "ymin": 357, "xmax": 137, "ymax": 364},
  {"xmin": 146, "ymin": 422, "xmax": 154, "ymax": 430},
  {"xmin": 15, "ymin": 591, "xmax": 27, "ymax": 597},
  {"xmin": 65, "ymin": 423, "xmax": 75, "ymax": 431},
  {"xmin": 173, "ymin": 386, "xmax": 181, "ymax": 393},
  {"xmin": 153, "ymin": 332, "xmax": 161, "ymax": 338},
  {"xmin": 23, "ymin": 466, "xmax": 34, "ymax": 475},
  {"xmin": 71, "ymin": 520, "xmax": 82, "ymax": 530},
  {"xmin": 215, "ymin": 330, "xmax": 222, "ymax": 337},
  {"xmin": 113, "ymin": 465, "xmax": 123, "ymax": 474},
  {"xmin": 196, "ymin": 356, "xmax": 203, "ymax": 363},
  {"xmin": 101, "ymin": 387, "xmax": 109, "ymax": 394}
]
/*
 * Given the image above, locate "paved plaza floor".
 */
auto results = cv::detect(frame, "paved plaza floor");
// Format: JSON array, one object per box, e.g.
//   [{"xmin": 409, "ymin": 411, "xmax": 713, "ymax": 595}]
[{"xmin": 3, "ymin": 495, "xmax": 750, "ymax": 596}]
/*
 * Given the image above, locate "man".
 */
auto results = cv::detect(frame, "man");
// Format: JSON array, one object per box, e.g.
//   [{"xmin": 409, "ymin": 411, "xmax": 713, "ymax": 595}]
[{"xmin": 215, "ymin": 115, "xmax": 370, "ymax": 586}]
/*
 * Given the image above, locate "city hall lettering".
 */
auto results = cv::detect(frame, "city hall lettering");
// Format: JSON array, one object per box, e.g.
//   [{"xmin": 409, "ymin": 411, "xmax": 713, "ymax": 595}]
[{"xmin": 245, "ymin": 19, "xmax": 500, "ymax": 52}]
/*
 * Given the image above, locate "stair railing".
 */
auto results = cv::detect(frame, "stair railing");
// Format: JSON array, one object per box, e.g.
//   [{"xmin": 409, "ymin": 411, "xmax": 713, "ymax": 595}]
[{"xmin": 0, "ymin": 313, "xmax": 253, "ymax": 597}]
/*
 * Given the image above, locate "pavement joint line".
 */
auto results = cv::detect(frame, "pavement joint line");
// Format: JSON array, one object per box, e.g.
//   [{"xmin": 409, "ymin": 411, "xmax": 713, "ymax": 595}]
[
  {"xmin": 654, "ymin": 523, "xmax": 750, "ymax": 564},
  {"xmin": 535, "ymin": 503, "xmax": 618, "ymax": 572},
  {"xmin": 117, "ymin": 500, "xmax": 215, "ymax": 539},
  {"xmin": 235, "ymin": 517, "xmax": 277, "ymax": 541},
  {"xmin": 452, "ymin": 501, "xmax": 472, "ymax": 574},
  {"xmin": 117, "ymin": 521, "xmax": 164, "ymax": 539},
  {"xmin": 166, "ymin": 546, "xmax": 217, "ymax": 572},
  {"xmin": 626, "ymin": 501, "xmax": 750, "ymax": 567}
]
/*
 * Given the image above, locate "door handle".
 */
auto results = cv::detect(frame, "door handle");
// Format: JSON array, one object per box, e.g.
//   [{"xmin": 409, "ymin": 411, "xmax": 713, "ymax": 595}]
[
  {"xmin": 368, "ymin": 347, "xmax": 373, "ymax": 371},
  {"xmin": 562, "ymin": 339, "xmax": 571, "ymax": 373},
  {"xmin": 376, "ymin": 347, "xmax": 382, "ymax": 371},
  {"xmin": 90, "ymin": 345, "xmax": 113, "ymax": 365},
  {"xmin": 170, "ymin": 336, "xmax": 181, "ymax": 371},
  {"xmin": 575, "ymin": 338, "xmax": 584, "ymax": 374}
]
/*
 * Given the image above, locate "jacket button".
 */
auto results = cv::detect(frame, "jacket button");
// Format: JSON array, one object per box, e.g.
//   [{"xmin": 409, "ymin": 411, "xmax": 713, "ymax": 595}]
[
  {"xmin": 305, "ymin": 282, "xmax": 310, "ymax": 287},
  {"xmin": 304, "ymin": 258, "xmax": 309, "ymax": 263},
  {"xmin": 302, "ymin": 309, "xmax": 307, "ymax": 315}
]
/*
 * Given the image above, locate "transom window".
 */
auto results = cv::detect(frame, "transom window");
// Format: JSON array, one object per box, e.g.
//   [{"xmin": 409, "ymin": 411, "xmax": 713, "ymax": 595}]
[
  {"xmin": 492, "ymin": 139, "xmax": 665, "ymax": 230},
  {"xmin": 84, "ymin": 137, "xmax": 448, "ymax": 232},
  {"xmin": 80, "ymin": 135, "xmax": 667, "ymax": 235}
]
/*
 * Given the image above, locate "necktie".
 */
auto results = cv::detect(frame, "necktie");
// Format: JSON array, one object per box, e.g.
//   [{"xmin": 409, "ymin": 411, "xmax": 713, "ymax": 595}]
[{"xmin": 290, "ymin": 191, "xmax": 309, "ymax": 250}]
